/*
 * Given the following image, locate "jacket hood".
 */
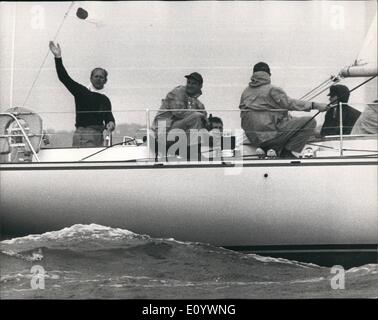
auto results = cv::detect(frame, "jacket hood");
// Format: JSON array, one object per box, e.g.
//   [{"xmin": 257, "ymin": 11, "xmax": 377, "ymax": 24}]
[{"xmin": 249, "ymin": 71, "xmax": 271, "ymax": 87}]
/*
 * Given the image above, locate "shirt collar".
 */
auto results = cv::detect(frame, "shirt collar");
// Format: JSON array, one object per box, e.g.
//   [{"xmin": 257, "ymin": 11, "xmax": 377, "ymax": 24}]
[{"xmin": 87, "ymin": 84, "xmax": 107, "ymax": 96}]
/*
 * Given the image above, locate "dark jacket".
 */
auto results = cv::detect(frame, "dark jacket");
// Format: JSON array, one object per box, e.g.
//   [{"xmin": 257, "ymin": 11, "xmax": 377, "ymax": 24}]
[
  {"xmin": 54, "ymin": 58, "xmax": 115, "ymax": 128},
  {"xmin": 321, "ymin": 104, "xmax": 361, "ymax": 136}
]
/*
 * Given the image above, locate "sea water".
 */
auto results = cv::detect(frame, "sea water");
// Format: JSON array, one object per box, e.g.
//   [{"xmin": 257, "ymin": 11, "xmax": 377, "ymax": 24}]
[{"xmin": 1, "ymin": 224, "xmax": 377, "ymax": 299}]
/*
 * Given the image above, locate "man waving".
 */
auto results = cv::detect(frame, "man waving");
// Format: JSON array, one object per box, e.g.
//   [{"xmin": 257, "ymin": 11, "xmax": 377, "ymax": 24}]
[{"xmin": 49, "ymin": 41, "xmax": 115, "ymax": 147}]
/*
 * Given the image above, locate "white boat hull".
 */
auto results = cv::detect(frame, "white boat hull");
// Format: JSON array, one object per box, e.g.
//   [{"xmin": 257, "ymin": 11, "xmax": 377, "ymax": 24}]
[{"xmin": 1, "ymin": 159, "xmax": 377, "ymax": 249}]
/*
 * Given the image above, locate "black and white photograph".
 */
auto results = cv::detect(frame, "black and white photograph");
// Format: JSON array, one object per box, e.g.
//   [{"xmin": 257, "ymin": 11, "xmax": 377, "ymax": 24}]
[{"xmin": 0, "ymin": 0, "xmax": 377, "ymax": 308}]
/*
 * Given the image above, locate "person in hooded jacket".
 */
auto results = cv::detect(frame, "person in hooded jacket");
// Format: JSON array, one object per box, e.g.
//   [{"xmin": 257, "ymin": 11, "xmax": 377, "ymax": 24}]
[
  {"xmin": 239, "ymin": 62, "xmax": 329, "ymax": 158},
  {"xmin": 320, "ymin": 85, "xmax": 361, "ymax": 136}
]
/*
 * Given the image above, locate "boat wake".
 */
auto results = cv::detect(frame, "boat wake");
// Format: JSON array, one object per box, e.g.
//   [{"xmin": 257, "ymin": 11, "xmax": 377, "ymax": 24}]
[{"xmin": 1, "ymin": 224, "xmax": 377, "ymax": 299}]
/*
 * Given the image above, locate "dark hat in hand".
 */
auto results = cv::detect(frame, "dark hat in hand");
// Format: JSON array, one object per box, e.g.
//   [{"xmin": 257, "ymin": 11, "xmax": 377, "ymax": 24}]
[{"xmin": 76, "ymin": 7, "xmax": 88, "ymax": 20}]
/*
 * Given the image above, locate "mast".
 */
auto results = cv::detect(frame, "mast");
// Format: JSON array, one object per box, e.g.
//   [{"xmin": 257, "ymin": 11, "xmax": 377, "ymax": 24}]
[{"xmin": 9, "ymin": 3, "xmax": 17, "ymax": 107}]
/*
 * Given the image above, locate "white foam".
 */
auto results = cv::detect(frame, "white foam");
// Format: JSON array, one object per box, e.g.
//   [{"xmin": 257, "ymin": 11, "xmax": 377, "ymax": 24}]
[
  {"xmin": 0, "ymin": 249, "xmax": 44, "ymax": 262},
  {"xmin": 247, "ymin": 253, "xmax": 322, "ymax": 269},
  {"xmin": 1, "ymin": 224, "xmax": 139, "ymax": 245},
  {"xmin": 1, "ymin": 271, "xmax": 60, "ymax": 282},
  {"xmin": 346, "ymin": 264, "xmax": 378, "ymax": 275},
  {"xmin": 120, "ymin": 275, "xmax": 151, "ymax": 280},
  {"xmin": 290, "ymin": 277, "xmax": 325, "ymax": 284},
  {"xmin": 1, "ymin": 273, "xmax": 25, "ymax": 283}
]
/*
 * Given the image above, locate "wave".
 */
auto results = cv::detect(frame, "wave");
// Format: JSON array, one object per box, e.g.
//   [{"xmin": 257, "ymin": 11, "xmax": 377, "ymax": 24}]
[
  {"xmin": 0, "ymin": 224, "xmax": 327, "ymax": 279},
  {"xmin": 1, "ymin": 224, "xmax": 377, "ymax": 281},
  {"xmin": 0, "ymin": 224, "xmax": 155, "ymax": 256},
  {"xmin": 346, "ymin": 264, "xmax": 378, "ymax": 276},
  {"xmin": 247, "ymin": 253, "xmax": 322, "ymax": 269},
  {"xmin": 1, "ymin": 223, "xmax": 147, "ymax": 245},
  {"xmin": 0, "ymin": 223, "xmax": 375, "ymax": 268},
  {"xmin": 0, "ymin": 224, "xmax": 318, "ymax": 270},
  {"xmin": 1, "ymin": 224, "xmax": 377, "ymax": 299}
]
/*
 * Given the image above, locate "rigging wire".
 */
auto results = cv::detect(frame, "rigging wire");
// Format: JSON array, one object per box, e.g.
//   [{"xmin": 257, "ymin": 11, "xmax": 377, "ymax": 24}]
[
  {"xmin": 299, "ymin": 76, "xmax": 338, "ymax": 101},
  {"xmin": 304, "ymin": 78, "xmax": 341, "ymax": 101},
  {"xmin": 301, "ymin": 76, "xmax": 342, "ymax": 101},
  {"xmin": 22, "ymin": 2, "xmax": 75, "ymax": 107}
]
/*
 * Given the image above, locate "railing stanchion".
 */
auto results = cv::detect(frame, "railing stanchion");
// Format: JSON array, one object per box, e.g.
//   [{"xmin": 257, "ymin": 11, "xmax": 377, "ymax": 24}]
[
  {"xmin": 146, "ymin": 108, "xmax": 151, "ymax": 160},
  {"xmin": 339, "ymin": 102, "xmax": 344, "ymax": 157}
]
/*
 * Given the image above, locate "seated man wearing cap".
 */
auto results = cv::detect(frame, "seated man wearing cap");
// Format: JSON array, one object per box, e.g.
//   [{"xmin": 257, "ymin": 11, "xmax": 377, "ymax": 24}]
[
  {"xmin": 321, "ymin": 84, "xmax": 361, "ymax": 136},
  {"xmin": 239, "ymin": 62, "xmax": 329, "ymax": 158},
  {"xmin": 152, "ymin": 72, "xmax": 208, "ymax": 138}
]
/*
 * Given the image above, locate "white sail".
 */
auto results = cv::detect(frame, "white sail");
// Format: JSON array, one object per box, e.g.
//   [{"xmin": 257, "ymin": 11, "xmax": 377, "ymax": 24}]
[{"xmin": 340, "ymin": 13, "xmax": 377, "ymax": 77}]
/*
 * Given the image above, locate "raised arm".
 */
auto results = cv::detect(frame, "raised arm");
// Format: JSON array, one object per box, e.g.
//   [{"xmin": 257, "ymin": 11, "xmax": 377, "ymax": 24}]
[{"xmin": 49, "ymin": 41, "xmax": 85, "ymax": 95}]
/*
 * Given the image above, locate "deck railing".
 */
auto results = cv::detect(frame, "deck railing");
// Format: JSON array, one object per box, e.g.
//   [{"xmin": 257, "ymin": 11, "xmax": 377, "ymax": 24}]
[
  {"xmin": 0, "ymin": 103, "xmax": 377, "ymax": 162},
  {"xmin": 0, "ymin": 112, "xmax": 40, "ymax": 162}
]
